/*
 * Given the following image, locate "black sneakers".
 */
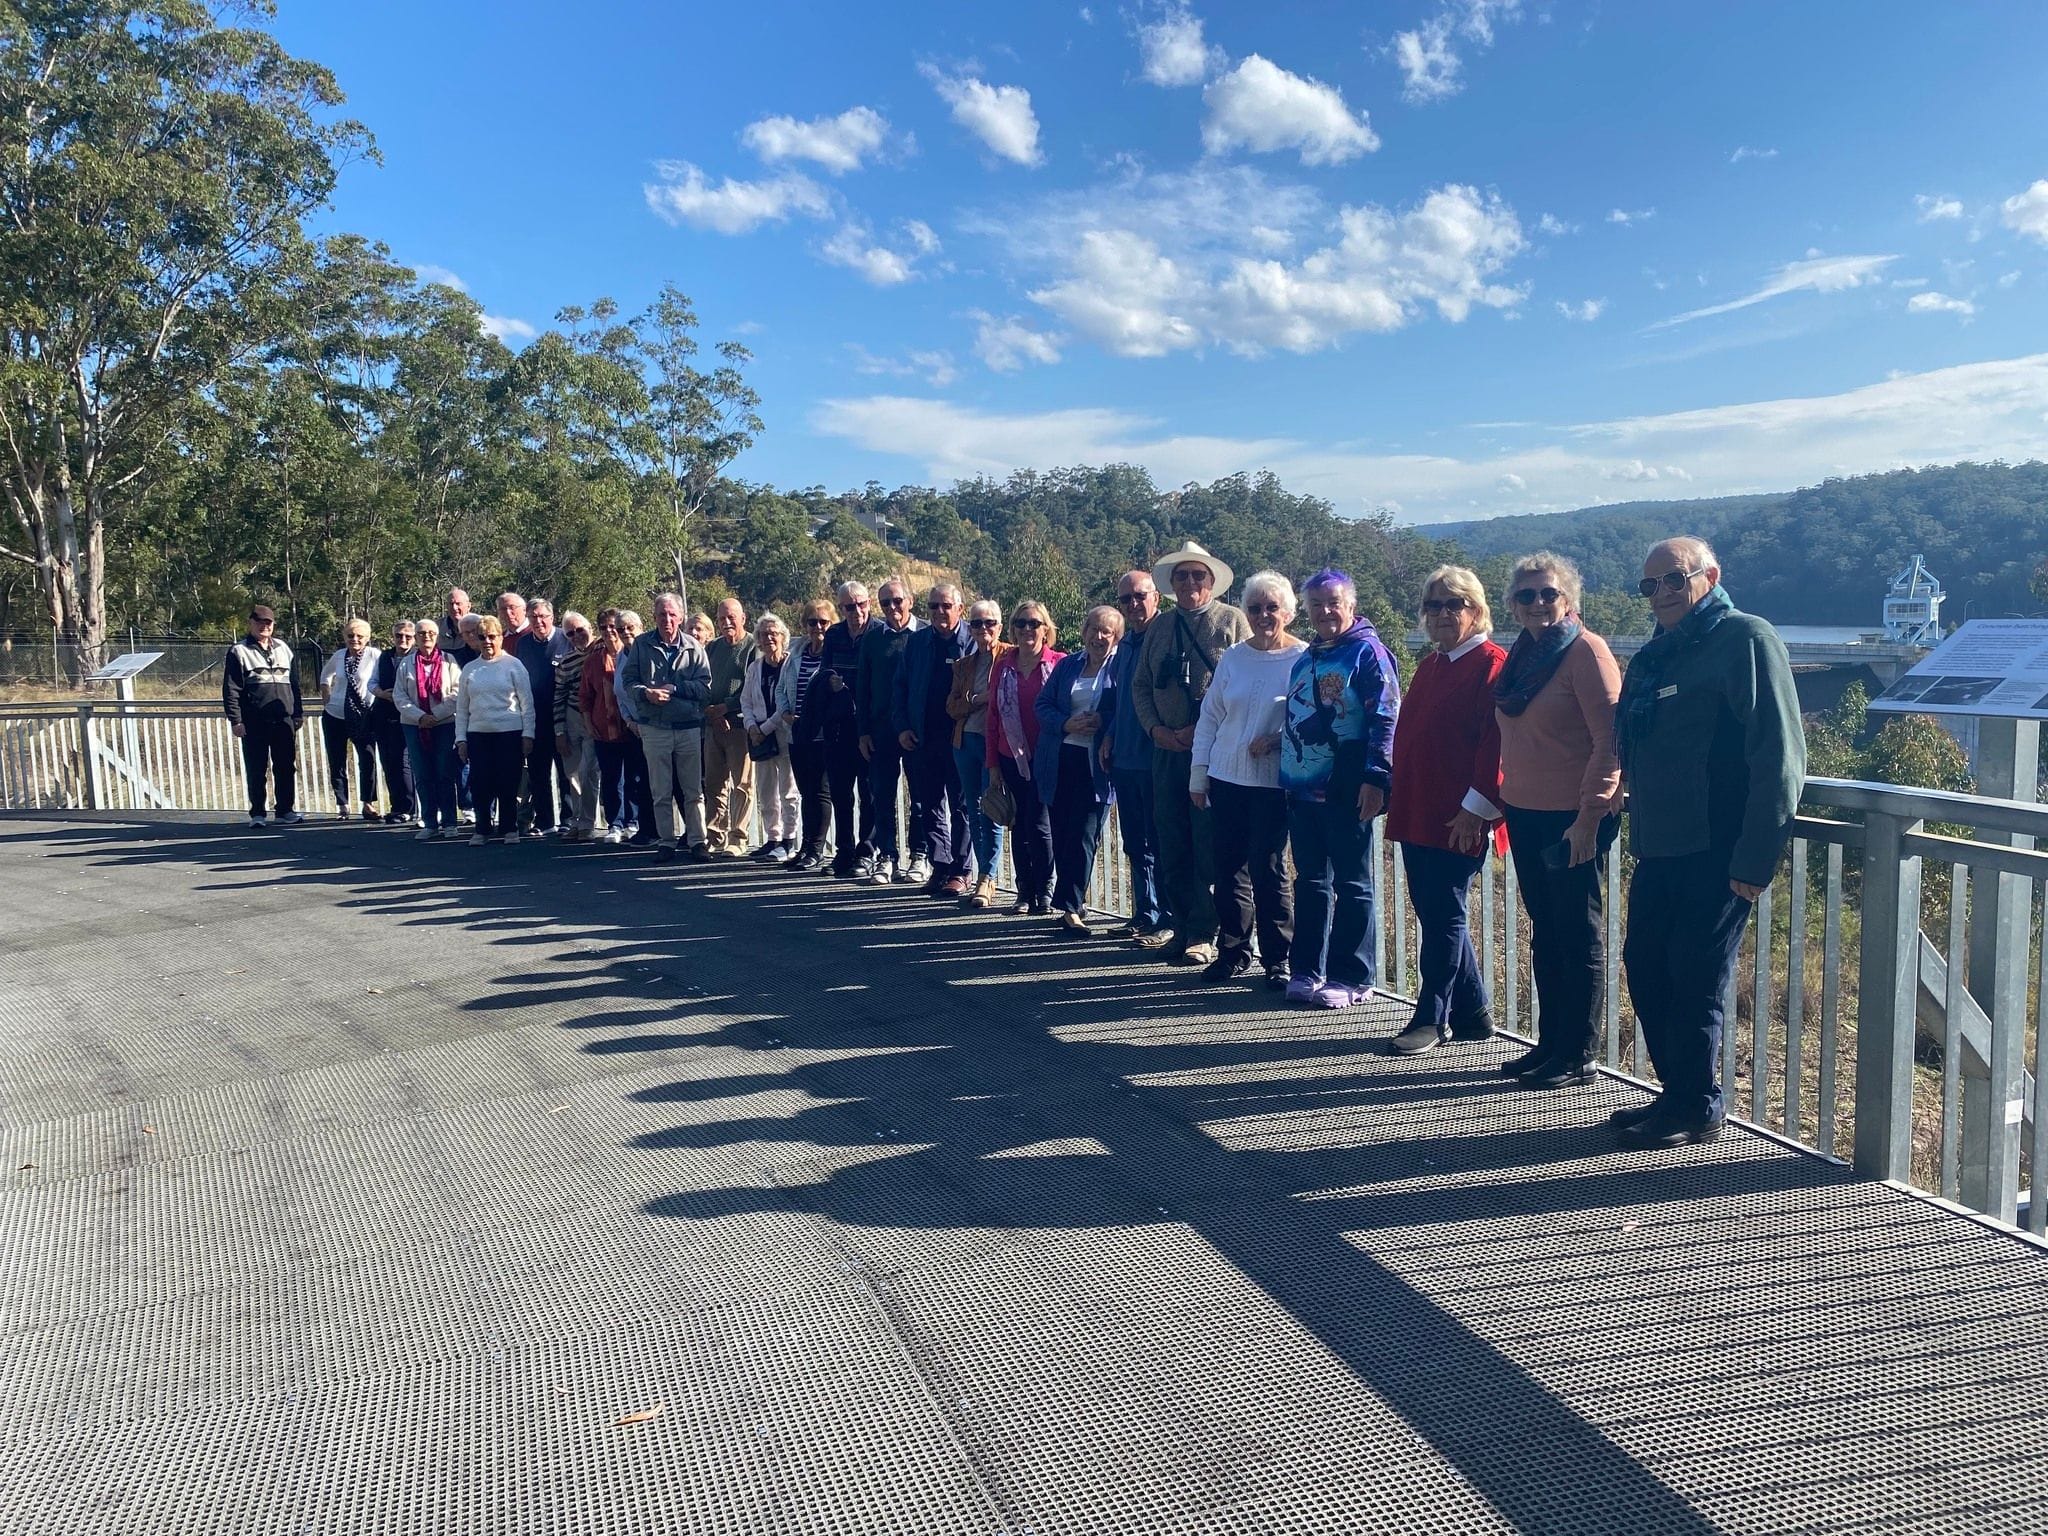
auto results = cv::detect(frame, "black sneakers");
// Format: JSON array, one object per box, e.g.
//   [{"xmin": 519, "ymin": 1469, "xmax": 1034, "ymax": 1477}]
[{"xmin": 1388, "ymin": 1020, "xmax": 1448, "ymax": 1056}]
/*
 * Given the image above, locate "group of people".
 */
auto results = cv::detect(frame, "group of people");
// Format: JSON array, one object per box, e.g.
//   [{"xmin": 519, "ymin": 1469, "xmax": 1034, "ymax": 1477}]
[{"xmin": 223, "ymin": 532, "xmax": 1803, "ymax": 1151}]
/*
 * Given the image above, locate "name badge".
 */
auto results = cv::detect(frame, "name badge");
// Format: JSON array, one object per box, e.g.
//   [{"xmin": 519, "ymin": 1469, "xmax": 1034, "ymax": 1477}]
[{"xmin": 1656, "ymin": 685, "xmax": 1678, "ymax": 699}]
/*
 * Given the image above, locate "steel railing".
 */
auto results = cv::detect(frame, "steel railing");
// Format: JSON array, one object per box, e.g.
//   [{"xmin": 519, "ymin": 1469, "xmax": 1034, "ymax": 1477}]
[{"xmin": 2, "ymin": 700, "xmax": 2042, "ymax": 1234}]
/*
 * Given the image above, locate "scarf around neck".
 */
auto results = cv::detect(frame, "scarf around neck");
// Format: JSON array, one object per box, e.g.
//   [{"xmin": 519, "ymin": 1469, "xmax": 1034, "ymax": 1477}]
[
  {"xmin": 414, "ymin": 648, "xmax": 445, "ymax": 712},
  {"xmin": 1494, "ymin": 619, "xmax": 1581, "ymax": 717},
  {"xmin": 1615, "ymin": 585, "xmax": 1734, "ymax": 767}
]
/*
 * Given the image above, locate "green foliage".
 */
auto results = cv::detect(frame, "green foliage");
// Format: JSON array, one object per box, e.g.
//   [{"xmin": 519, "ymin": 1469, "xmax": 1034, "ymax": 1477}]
[{"xmin": 1860, "ymin": 714, "xmax": 1974, "ymax": 794}]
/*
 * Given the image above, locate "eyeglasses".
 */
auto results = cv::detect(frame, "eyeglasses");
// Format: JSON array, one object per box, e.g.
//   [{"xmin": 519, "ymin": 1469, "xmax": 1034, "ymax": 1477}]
[
  {"xmin": 839, "ymin": 602, "xmax": 863, "ymax": 613},
  {"xmin": 1170, "ymin": 568, "xmax": 1210, "ymax": 584},
  {"xmin": 1422, "ymin": 598, "xmax": 1472, "ymax": 615},
  {"xmin": 879, "ymin": 598, "xmax": 906, "ymax": 610},
  {"xmin": 927, "ymin": 601, "xmax": 955, "ymax": 611},
  {"xmin": 1117, "ymin": 591, "xmax": 1153, "ymax": 604},
  {"xmin": 969, "ymin": 618, "xmax": 999, "ymax": 629},
  {"xmin": 1246, "ymin": 602, "xmax": 1284, "ymax": 616},
  {"xmin": 1013, "ymin": 618, "xmax": 1045, "ymax": 630},
  {"xmin": 1513, "ymin": 587, "xmax": 1564, "ymax": 606},
  {"xmin": 804, "ymin": 618, "xmax": 832, "ymax": 628},
  {"xmin": 1636, "ymin": 568, "xmax": 1704, "ymax": 597}
]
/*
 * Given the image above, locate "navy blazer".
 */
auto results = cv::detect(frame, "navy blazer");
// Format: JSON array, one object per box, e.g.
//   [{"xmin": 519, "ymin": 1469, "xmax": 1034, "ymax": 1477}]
[
  {"xmin": 892, "ymin": 620, "xmax": 972, "ymax": 741},
  {"xmin": 1032, "ymin": 650, "xmax": 1116, "ymax": 807}
]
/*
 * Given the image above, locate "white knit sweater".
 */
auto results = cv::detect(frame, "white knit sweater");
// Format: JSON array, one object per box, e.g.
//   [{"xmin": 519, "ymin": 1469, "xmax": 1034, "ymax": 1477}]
[
  {"xmin": 455, "ymin": 655, "xmax": 535, "ymax": 741},
  {"xmin": 1190, "ymin": 640, "xmax": 1304, "ymax": 793}
]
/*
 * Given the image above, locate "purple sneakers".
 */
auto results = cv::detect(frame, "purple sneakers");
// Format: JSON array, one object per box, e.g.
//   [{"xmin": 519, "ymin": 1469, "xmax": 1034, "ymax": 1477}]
[
  {"xmin": 1284, "ymin": 975, "xmax": 1321, "ymax": 1004},
  {"xmin": 1311, "ymin": 983, "xmax": 1369, "ymax": 1009}
]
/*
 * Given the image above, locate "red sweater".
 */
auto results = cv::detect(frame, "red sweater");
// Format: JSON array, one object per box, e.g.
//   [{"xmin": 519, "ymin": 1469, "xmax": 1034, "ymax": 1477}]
[{"xmin": 1387, "ymin": 639, "xmax": 1507, "ymax": 851}]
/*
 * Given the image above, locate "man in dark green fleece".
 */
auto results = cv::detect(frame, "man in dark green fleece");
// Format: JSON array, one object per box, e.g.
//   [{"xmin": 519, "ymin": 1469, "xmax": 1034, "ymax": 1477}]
[{"xmin": 1615, "ymin": 537, "xmax": 1805, "ymax": 1149}]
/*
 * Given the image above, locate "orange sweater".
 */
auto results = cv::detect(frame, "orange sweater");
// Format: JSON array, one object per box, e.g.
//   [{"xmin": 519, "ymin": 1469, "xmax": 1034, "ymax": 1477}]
[{"xmin": 1495, "ymin": 630, "xmax": 1622, "ymax": 814}]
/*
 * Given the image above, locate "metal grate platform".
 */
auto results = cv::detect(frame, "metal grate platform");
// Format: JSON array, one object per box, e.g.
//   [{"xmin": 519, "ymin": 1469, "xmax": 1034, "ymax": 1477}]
[{"xmin": 3, "ymin": 814, "xmax": 2047, "ymax": 1535}]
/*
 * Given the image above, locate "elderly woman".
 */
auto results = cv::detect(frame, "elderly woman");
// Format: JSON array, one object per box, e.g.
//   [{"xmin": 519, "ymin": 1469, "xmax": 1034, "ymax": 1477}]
[
  {"xmin": 579, "ymin": 609, "xmax": 630, "ymax": 843},
  {"xmin": 1192, "ymin": 571, "xmax": 1306, "ymax": 985},
  {"xmin": 395, "ymin": 619, "xmax": 464, "ymax": 840},
  {"xmin": 318, "ymin": 618, "xmax": 382, "ymax": 820},
  {"xmin": 1281, "ymin": 569, "xmax": 1401, "ymax": 1009},
  {"xmin": 777, "ymin": 598, "xmax": 838, "ymax": 872},
  {"xmin": 1036, "ymin": 604, "xmax": 1123, "ymax": 934},
  {"xmin": 948, "ymin": 598, "xmax": 1010, "ymax": 910},
  {"xmin": 369, "ymin": 617, "xmax": 417, "ymax": 827},
  {"xmin": 551, "ymin": 611, "xmax": 597, "ymax": 842},
  {"xmin": 688, "ymin": 610, "xmax": 715, "ymax": 649},
  {"xmin": 742, "ymin": 612, "xmax": 801, "ymax": 861},
  {"xmin": 454, "ymin": 615, "xmax": 535, "ymax": 845},
  {"xmin": 986, "ymin": 601, "xmax": 1064, "ymax": 915},
  {"xmin": 1494, "ymin": 552, "xmax": 1623, "ymax": 1088},
  {"xmin": 1385, "ymin": 566, "xmax": 1508, "ymax": 1054}
]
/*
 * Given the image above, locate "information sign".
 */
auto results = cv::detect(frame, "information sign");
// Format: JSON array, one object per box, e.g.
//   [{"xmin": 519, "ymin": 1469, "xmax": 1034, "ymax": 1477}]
[{"xmin": 1868, "ymin": 620, "xmax": 2048, "ymax": 719}]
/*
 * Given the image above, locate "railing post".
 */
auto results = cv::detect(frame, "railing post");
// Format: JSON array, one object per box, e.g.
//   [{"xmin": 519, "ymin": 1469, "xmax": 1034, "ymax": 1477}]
[
  {"xmin": 74, "ymin": 704, "xmax": 100, "ymax": 810},
  {"xmin": 1960, "ymin": 717, "xmax": 2035, "ymax": 1221},
  {"xmin": 1854, "ymin": 807, "xmax": 1923, "ymax": 1181}
]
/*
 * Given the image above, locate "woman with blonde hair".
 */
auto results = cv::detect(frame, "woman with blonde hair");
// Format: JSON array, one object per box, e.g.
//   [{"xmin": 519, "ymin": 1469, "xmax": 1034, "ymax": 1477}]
[
  {"xmin": 948, "ymin": 598, "xmax": 1010, "ymax": 909},
  {"xmin": 1492, "ymin": 551, "xmax": 1622, "ymax": 1088},
  {"xmin": 985, "ymin": 600, "xmax": 1064, "ymax": 914},
  {"xmin": 740, "ymin": 612, "xmax": 801, "ymax": 860},
  {"xmin": 453, "ymin": 614, "xmax": 534, "ymax": 845},
  {"xmin": 1386, "ymin": 565, "xmax": 1508, "ymax": 1054}
]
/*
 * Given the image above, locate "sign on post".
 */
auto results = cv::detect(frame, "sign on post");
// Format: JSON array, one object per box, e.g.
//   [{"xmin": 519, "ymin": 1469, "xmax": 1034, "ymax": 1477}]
[{"xmin": 1868, "ymin": 620, "xmax": 2048, "ymax": 718}]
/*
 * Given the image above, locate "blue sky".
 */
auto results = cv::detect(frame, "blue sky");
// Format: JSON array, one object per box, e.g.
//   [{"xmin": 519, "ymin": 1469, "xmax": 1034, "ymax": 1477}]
[{"xmin": 275, "ymin": 0, "xmax": 2048, "ymax": 524}]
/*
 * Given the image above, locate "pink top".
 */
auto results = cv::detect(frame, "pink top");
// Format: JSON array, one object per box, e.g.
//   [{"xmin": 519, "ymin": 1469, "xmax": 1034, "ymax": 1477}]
[
  {"xmin": 986, "ymin": 648, "xmax": 1063, "ymax": 769},
  {"xmin": 1495, "ymin": 630, "xmax": 1622, "ymax": 814}
]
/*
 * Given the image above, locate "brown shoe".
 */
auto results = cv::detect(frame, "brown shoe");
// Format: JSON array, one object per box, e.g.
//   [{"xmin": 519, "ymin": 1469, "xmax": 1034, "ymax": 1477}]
[{"xmin": 940, "ymin": 875, "xmax": 969, "ymax": 898}]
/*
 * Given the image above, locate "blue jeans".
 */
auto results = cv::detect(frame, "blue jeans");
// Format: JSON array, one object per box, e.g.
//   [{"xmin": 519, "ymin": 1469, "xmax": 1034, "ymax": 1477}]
[
  {"xmin": 955, "ymin": 733, "xmax": 1003, "ymax": 879},
  {"xmin": 1399, "ymin": 842, "xmax": 1487, "ymax": 1028},
  {"xmin": 406, "ymin": 723, "xmax": 459, "ymax": 831},
  {"xmin": 1109, "ymin": 767, "xmax": 1163, "ymax": 929},
  {"xmin": 1289, "ymin": 795, "xmax": 1377, "ymax": 990}
]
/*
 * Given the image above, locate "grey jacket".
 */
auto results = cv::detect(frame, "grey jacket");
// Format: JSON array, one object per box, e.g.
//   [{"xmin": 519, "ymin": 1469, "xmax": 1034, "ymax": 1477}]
[{"xmin": 619, "ymin": 631, "xmax": 712, "ymax": 729}]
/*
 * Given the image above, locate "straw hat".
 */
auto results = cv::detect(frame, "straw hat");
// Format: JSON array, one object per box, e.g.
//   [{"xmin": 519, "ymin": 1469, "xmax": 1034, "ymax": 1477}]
[{"xmin": 1151, "ymin": 541, "xmax": 1234, "ymax": 596}]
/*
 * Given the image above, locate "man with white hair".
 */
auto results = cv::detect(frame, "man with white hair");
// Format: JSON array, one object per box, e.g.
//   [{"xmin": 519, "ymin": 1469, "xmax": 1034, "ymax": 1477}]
[
  {"xmin": 856, "ymin": 575, "xmax": 923, "ymax": 884},
  {"xmin": 1613, "ymin": 536, "xmax": 1803, "ymax": 1150},
  {"xmin": 619, "ymin": 591, "xmax": 713, "ymax": 862},
  {"xmin": 514, "ymin": 598, "xmax": 571, "ymax": 835},
  {"xmin": 821, "ymin": 579, "xmax": 882, "ymax": 878},
  {"xmin": 893, "ymin": 582, "xmax": 974, "ymax": 895}
]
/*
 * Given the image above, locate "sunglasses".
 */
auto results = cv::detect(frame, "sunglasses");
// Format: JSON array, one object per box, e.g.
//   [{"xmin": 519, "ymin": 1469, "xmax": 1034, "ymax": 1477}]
[
  {"xmin": 1246, "ymin": 602, "xmax": 1284, "ymax": 616},
  {"xmin": 839, "ymin": 602, "xmax": 864, "ymax": 613},
  {"xmin": 1513, "ymin": 587, "xmax": 1564, "ymax": 606},
  {"xmin": 805, "ymin": 617, "xmax": 832, "ymax": 628},
  {"xmin": 1013, "ymin": 618, "xmax": 1045, "ymax": 630},
  {"xmin": 1117, "ymin": 591, "xmax": 1153, "ymax": 603},
  {"xmin": 1637, "ymin": 568, "xmax": 1703, "ymax": 597},
  {"xmin": 879, "ymin": 598, "xmax": 906, "ymax": 609},
  {"xmin": 927, "ymin": 601, "xmax": 955, "ymax": 610},
  {"xmin": 969, "ymin": 618, "xmax": 999, "ymax": 629},
  {"xmin": 1422, "ymin": 598, "xmax": 1472, "ymax": 615}
]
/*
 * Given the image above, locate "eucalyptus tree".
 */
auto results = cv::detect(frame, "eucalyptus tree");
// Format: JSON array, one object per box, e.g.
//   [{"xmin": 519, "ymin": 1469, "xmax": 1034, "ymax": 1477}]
[{"xmin": 0, "ymin": 0, "xmax": 372, "ymax": 674}]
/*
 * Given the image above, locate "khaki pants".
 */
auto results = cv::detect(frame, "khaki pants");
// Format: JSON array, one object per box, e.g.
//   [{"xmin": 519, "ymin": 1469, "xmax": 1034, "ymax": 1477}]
[
  {"xmin": 562, "ymin": 718, "xmax": 598, "ymax": 832},
  {"xmin": 643, "ymin": 723, "xmax": 706, "ymax": 850},
  {"xmin": 703, "ymin": 714, "xmax": 754, "ymax": 850}
]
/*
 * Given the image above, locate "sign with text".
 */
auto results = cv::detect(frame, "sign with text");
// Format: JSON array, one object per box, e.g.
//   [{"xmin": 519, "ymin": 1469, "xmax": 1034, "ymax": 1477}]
[{"xmin": 1869, "ymin": 619, "xmax": 2048, "ymax": 718}]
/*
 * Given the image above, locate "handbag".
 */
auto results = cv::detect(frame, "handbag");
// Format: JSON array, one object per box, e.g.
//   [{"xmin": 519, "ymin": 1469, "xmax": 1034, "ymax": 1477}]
[
  {"xmin": 747, "ymin": 732, "xmax": 781, "ymax": 763},
  {"xmin": 979, "ymin": 775, "xmax": 1016, "ymax": 828}
]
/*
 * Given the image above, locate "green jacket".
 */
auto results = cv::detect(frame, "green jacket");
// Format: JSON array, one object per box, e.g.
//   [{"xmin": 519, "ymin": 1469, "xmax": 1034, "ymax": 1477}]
[{"xmin": 1620, "ymin": 609, "xmax": 1805, "ymax": 887}]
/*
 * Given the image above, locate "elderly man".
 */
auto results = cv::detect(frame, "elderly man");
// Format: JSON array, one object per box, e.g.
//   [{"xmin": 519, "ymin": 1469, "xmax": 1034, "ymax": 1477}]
[
  {"xmin": 619, "ymin": 591, "xmax": 713, "ymax": 862},
  {"xmin": 1103, "ymin": 570, "xmax": 1169, "ymax": 945},
  {"xmin": 893, "ymin": 582, "xmax": 973, "ymax": 895},
  {"xmin": 444, "ymin": 588, "xmax": 479, "ymax": 667},
  {"xmin": 1132, "ymin": 542, "xmax": 1252, "ymax": 967},
  {"xmin": 822, "ymin": 580, "xmax": 882, "ymax": 878},
  {"xmin": 496, "ymin": 591, "xmax": 529, "ymax": 644},
  {"xmin": 369, "ymin": 617, "xmax": 418, "ymax": 826},
  {"xmin": 856, "ymin": 576, "xmax": 924, "ymax": 884},
  {"xmin": 552, "ymin": 611, "xmax": 597, "ymax": 841},
  {"xmin": 1615, "ymin": 537, "xmax": 1804, "ymax": 1150},
  {"xmin": 318, "ymin": 618, "xmax": 383, "ymax": 820},
  {"xmin": 702, "ymin": 597, "xmax": 757, "ymax": 855},
  {"xmin": 222, "ymin": 604, "xmax": 304, "ymax": 828},
  {"xmin": 514, "ymin": 599, "xmax": 570, "ymax": 836}
]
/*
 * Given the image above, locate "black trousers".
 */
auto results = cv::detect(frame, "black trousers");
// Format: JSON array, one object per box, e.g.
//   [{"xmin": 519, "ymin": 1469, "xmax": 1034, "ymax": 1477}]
[
  {"xmin": 239, "ymin": 717, "xmax": 297, "ymax": 817},
  {"xmin": 1050, "ymin": 744, "xmax": 1108, "ymax": 914},
  {"xmin": 867, "ymin": 738, "xmax": 906, "ymax": 859},
  {"xmin": 825, "ymin": 730, "xmax": 875, "ymax": 868},
  {"xmin": 1209, "ymin": 777, "xmax": 1293, "ymax": 969},
  {"xmin": 322, "ymin": 713, "xmax": 377, "ymax": 811},
  {"xmin": 1400, "ymin": 842, "xmax": 1487, "ymax": 1028},
  {"xmin": 998, "ymin": 755, "xmax": 1053, "ymax": 903},
  {"xmin": 374, "ymin": 714, "xmax": 415, "ymax": 817},
  {"xmin": 1624, "ymin": 849, "xmax": 1753, "ymax": 1125},
  {"xmin": 907, "ymin": 728, "xmax": 970, "ymax": 872},
  {"xmin": 1152, "ymin": 747, "xmax": 1218, "ymax": 947},
  {"xmin": 523, "ymin": 729, "xmax": 558, "ymax": 831},
  {"xmin": 467, "ymin": 730, "xmax": 524, "ymax": 838},
  {"xmin": 791, "ymin": 739, "xmax": 831, "ymax": 855},
  {"xmin": 1503, "ymin": 804, "xmax": 1609, "ymax": 1065}
]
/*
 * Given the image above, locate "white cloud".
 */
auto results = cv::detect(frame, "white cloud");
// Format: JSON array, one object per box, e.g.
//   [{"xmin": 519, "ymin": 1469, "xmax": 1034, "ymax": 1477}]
[
  {"xmin": 740, "ymin": 106, "xmax": 895, "ymax": 175},
  {"xmin": 1536, "ymin": 212, "xmax": 1576, "ymax": 237},
  {"xmin": 819, "ymin": 219, "xmax": 940, "ymax": 285},
  {"xmin": 1606, "ymin": 207, "xmax": 1655, "ymax": 226},
  {"xmin": 921, "ymin": 65, "xmax": 1043, "ymax": 166},
  {"xmin": 2000, "ymin": 270, "xmax": 2024, "ymax": 289},
  {"xmin": 813, "ymin": 353, "xmax": 2048, "ymax": 523},
  {"xmin": 1729, "ymin": 146, "xmax": 1778, "ymax": 164},
  {"xmin": 1915, "ymin": 193, "xmax": 1964, "ymax": 222},
  {"xmin": 1907, "ymin": 291, "xmax": 1975, "ymax": 319},
  {"xmin": 1025, "ymin": 182, "xmax": 1524, "ymax": 356},
  {"xmin": 970, "ymin": 311, "xmax": 1064, "ymax": 371},
  {"xmin": 1136, "ymin": 5, "xmax": 1222, "ymax": 87},
  {"xmin": 643, "ymin": 160, "xmax": 831, "ymax": 234},
  {"xmin": 1648, "ymin": 252, "xmax": 1896, "ymax": 329},
  {"xmin": 1202, "ymin": 55, "xmax": 1378, "ymax": 166},
  {"xmin": 412, "ymin": 263, "xmax": 467, "ymax": 292},
  {"xmin": 847, "ymin": 345, "xmax": 958, "ymax": 388},
  {"xmin": 1554, "ymin": 298, "xmax": 1606, "ymax": 322},
  {"xmin": 480, "ymin": 314, "xmax": 536, "ymax": 342},
  {"xmin": 2003, "ymin": 179, "xmax": 2048, "ymax": 245},
  {"xmin": 1392, "ymin": 1, "xmax": 1524, "ymax": 104}
]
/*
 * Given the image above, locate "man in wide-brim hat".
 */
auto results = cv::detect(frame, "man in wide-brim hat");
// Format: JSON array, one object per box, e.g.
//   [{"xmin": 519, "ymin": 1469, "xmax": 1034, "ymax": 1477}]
[{"xmin": 1129, "ymin": 541, "xmax": 1251, "ymax": 967}]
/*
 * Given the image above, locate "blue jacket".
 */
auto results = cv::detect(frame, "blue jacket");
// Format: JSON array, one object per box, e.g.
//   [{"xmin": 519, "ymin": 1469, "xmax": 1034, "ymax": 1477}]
[
  {"xmin": 1280, "ymin": 621, "xmax": 1400, "ymax": 803},
  {"xmin": 892, "ymin": 620, "xmax": 972, "ymax": 741},
  {"xmin": 1033, "ymin": 650, "xmax": 1116, "ymax": 807},
  {"xmin": 1106, "ymin": 628, "xmax": 1153, "ymax": 773}
]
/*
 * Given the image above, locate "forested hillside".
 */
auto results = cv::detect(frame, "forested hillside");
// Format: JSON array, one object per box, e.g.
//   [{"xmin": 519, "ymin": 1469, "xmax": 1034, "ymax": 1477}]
[{"xmin": 1438, "ymin": 462, "xmax": 2048, "ymax": 627}]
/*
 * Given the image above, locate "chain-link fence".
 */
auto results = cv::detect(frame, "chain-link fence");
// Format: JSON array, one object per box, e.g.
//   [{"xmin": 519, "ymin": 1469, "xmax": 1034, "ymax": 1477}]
[{"xmin": 0, "ymin": 633, "xmax": 329, "ymax": 702}]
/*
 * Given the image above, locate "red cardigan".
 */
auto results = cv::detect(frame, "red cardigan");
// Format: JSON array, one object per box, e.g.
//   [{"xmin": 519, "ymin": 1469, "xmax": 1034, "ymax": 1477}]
[
  {"xmin": 1386, "ymin": 639, "xmax": 1507, "ymax": 852},
  {"xmin": 985, "ymin": 648, "xmax": 1064, "ymax": 769}
]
